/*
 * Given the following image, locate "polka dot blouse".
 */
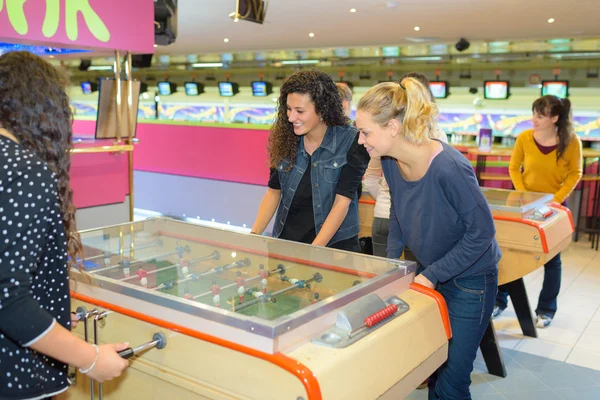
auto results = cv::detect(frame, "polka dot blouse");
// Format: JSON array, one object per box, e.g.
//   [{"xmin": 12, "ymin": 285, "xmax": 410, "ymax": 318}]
[{"xmin": 0, "ymin": 135, "xmax": 71, "ymax": 399}]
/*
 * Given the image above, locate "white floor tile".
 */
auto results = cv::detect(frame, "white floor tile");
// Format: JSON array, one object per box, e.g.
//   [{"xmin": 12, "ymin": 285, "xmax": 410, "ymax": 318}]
[
  {"xmin": 565, "ymin": 347, "xmax": 600, "ymax": 371},
  {"xmin": 496, "ymin": 332, "xmax": 523, "ymax": 350},
  {"xmin": 573, "ymin": 331, "xmax": 600, "ymax": 353},
  {"xmin": 535, "ymin": 326, "xmax": 583, "ymax": 346},
  {"xmin": 513, "ymin": 338, "xmax": 573, "ymax": 362},
  {"xmin": 582, "ymin": 321, "xmax": 600, "ymax": 336}
]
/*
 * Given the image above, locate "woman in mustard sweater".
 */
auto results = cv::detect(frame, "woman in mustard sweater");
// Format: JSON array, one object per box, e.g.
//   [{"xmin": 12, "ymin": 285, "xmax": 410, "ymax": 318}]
[{"xmin": 493, "ymin": 95, "xmax": 582, "ymax": 328}]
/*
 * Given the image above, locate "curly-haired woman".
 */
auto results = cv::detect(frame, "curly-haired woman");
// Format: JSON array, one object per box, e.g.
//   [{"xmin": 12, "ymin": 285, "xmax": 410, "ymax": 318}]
[
  {"xmin": 0, "ymin": 52, "xmax": 129, "ymax": 399},
  {"xmin": 251, "ymin": 70, "xmax": 369, "ymax": 252}
]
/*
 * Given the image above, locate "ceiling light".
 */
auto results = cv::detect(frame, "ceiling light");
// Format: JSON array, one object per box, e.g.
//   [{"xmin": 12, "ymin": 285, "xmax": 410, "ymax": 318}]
[
  {"xmin": 309, "ymin": 32, "xmax": 315, "ymax": 37},
  {"xmin": 88, "ymin": 65, "xmax": 113, "ymax": 71},
  {"xmin": 191, "ymin": 62, "xmax": 224, "ymax": 68},
  {"xmin": 153, "ymin": 44, "xmax": 158, "ymax": 48},
  {"xmin": 224, "ymin": 38, "xmax": 229, "ymax": 43},
  {"xmin": 280, "ymin": 59, "xmax": 320, "ymax": 65},
  {"xmin": 414, "ymin": 26, "xmax": 420, "ymax": 31},
  {"xmin": 548, "ymin": 18, "xmax": 555, "ymax": 23},
  {"xmin": 350, "ymin": 8, "xmax": 357, "ymax": 12}
]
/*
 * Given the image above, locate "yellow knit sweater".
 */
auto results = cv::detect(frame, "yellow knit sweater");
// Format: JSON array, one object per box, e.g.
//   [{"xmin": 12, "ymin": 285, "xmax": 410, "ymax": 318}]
[{"xmin": 509, "ymin": 129, "xmax": 582, "ymax": 203}]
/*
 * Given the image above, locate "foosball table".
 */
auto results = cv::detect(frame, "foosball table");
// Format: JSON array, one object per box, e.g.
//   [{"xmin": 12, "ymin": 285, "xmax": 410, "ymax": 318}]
[{"xmin": 60, "ymin": 217, "xmax": 451, "ymax": 400}]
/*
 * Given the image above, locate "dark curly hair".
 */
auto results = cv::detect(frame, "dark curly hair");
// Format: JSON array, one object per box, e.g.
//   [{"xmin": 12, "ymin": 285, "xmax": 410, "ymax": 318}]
[
  {"xmin": 268, "ymin": 70, "xmax": 348, "ymax": 170},
  {"xmin": 532, "ymin": 95, "xmax": 574, "ymax": 162},
  {"xmin": 0, "ymin": 51, "xmax": 82, "ymax": 269}
]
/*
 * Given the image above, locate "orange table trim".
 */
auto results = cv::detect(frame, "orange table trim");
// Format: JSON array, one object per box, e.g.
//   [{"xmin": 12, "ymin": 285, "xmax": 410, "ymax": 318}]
[
  {"xmin": 551, "ymin": 202, "xmax": 575, "ymax": 232},
  {"xmin": 492, "ymin": 216, "xmax": 549, "ymax": 253},
  {"xmin": 70, "ymin": 292, "xmax": 323, "ymax": 400},
  {"xmin": 409, "ymin": 283, "xmax": 452, "ymax": 340}
]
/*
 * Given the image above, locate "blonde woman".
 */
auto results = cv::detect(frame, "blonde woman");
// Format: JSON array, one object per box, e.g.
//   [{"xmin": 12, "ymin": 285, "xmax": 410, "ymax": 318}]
[
  {"xmin": 356, "ymin": 79, "xmax": 501, "ymax": 400},
  {"xmin": 364, "ymin": 72, "xmax": 448, "ymax": 258}
]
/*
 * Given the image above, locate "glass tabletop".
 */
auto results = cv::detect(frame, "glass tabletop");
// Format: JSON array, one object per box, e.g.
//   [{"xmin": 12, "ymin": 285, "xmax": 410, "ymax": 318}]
[{"xmin": 481, "ymin": 188, "xmax": 554, "ymax": 214}]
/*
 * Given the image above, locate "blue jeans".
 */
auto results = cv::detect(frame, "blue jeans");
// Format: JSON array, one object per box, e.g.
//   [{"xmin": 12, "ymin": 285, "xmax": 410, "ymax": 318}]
[
  {"xmin": 496, "ymin": 253, "xmax": 562, "ymax": 317},
  {"xmin": 427, "ymin": 269, "xmax": 498, "ymax": 400}
]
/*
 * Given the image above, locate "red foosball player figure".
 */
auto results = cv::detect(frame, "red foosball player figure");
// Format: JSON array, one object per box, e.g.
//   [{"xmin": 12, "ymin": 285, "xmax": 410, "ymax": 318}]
[
  {"xmin": 236, "ymin": 271, "xmax": 246, "ymax": 303},
  {"xmin": 210, "ymin": 280, "xmax": 221, "ymax": 308},
  {"xmin": 137, "ymin": 269, "xmax": 149, "ymax": 288},
  {"xmin": 183, "ymin": 287, "xmax": 194, "ymax": 300},
  {"xmin": 179, "ymin": 259, "xmax": 190, "ymax": 277},
  {"xmin": 258, "ymin": 264, "xmax": 269, "ymax": 294}
]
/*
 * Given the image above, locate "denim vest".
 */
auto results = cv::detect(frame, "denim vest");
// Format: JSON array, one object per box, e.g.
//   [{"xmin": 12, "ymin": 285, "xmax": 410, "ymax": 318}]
[{"xmin": 272, "ymin": 125, "xmax": 360, "ymax": 245}]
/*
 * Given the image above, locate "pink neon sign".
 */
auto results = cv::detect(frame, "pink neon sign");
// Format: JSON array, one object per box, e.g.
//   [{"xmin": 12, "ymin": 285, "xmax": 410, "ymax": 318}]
[{"xmin": 0, "ymin": 0, "xmax": 155, "ymax": 53}]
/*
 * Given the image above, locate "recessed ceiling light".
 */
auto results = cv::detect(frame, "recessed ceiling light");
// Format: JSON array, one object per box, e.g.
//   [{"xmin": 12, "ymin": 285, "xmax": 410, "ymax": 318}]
[
  {"xmin": 224, "ymin": 38, "xmax": 229, "ymax": 43},
  {"xmin": 153, "ymin": 44, "xmax": 158, "ymax": 48},
  {"xmin": 548, "ymin": 18, "xmax": 555, "ymax": 23},
  {"xmin": 350, "ymin": 8, "xmax": 357, "ymax": 13},
  {"xmin": 309, "ymin": 32, "xmax": 315, "ymax": 37},
  {"xmin": 414, "ymin": 26, "xmax": 420, "ymax": 31}
]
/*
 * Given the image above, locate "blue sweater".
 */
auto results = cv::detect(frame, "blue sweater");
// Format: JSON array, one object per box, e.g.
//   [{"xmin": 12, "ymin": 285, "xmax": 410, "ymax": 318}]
[{"xmin": 382, "ymin": 141, "xmax": 501, "ymax": 286}]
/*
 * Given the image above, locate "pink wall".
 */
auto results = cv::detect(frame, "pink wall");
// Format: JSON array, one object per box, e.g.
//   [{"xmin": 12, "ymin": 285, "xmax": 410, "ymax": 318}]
[
  {"xmin": 134, "ymin": 124, "xmax": 271, "ymax": 186},
  {"xmin": 70, "ymin": 151, "xmax": 129, "ymax": 208},
  {"xmin": 69, "ymin": 120, "xmax": 271, "ymax": 210}
]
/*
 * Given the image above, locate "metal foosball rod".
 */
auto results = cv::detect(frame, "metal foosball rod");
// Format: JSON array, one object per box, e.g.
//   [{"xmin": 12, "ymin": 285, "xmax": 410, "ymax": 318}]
[
  {"xmin": 192, "ymin": 264, "xmax": 285, "ymax": 300},
  {"xmin": 152, "ymin": 258, "xmax": 251, "ymax": 291},
  {"xmin": 117, "ymin": 332, "xmax": 167, "ymax": 359},
  {"xmin": 82, "ymin": 240, "xmax": 160, "ymax": 262},
  {"xmin": 234, "ymin": 272, "xmax": 323, "ymax": 312},
  {"xmin": 90, "ymin": 243, "xmax": 191, "ymax": 274},
  {"xmin": 119, "ymin": 251, "xmax": 220, "ymax": 282}
]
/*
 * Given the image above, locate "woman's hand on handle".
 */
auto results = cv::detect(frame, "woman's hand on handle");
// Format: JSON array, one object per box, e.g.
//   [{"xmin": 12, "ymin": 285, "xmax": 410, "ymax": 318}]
[{"xmin": 84, "ymin": 343, "xmax": 131, "ymax": 383}]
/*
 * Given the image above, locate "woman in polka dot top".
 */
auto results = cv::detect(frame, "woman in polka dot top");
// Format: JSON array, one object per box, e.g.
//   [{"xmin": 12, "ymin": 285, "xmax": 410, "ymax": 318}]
[{"xmin": 0, "ymin": 52, "xmax": 129, "ymax": 399}]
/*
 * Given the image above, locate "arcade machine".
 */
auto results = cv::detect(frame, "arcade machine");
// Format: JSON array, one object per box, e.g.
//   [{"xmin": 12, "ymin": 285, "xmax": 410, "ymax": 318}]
[
  {"xmin": 358, "ymin": 188, "xmax": 574, "ymax": 376},
  {"xmin": 62, "ymin": 218, "xmax": 452, "ymax": 400},
  {"xmin": 482, "ymin": 188, "xmax": 574, "ymax": 337},
  {"xmin": 359, "ymin": 188, "xmax": 573, "ymax": 336}
]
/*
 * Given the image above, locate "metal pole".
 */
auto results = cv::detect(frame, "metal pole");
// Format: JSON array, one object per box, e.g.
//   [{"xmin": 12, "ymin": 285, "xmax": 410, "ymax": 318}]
[
  {"xmin": 125, "ymin": 51, "xmax": 135, "ymax": 222},
  {"xmin": 114, "ymin": 50, "xmax": 122, "ymax": 142}
]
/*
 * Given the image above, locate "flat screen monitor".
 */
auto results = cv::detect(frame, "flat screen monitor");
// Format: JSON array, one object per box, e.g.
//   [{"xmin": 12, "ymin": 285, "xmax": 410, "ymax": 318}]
[
  {"xmin": 81, "ymin": 81, "xmax": 93, "ymax": 95},
  {"xmin": 484, "ymin": 80, "xmax": 510, "ymax": 99},
  {"xmin": 541, "ymin": 80, "xmax": 569, "ymax": 98},
  {"xmin": 429, "ymin": 81, "xmax": 449, "ymax": 99},
  {"xmin": 218, "ymin": 81, "xmax": 239, "ymax": 97},
  {"xmin": 184, "ymin": 82, "xmax": 204, "ymax": 96},
  {"xmin": 157, "ymin": 81, "xmax": 174, "ymax": 96},
  {"xmin": 251, "ymin": 81, "xmax": 273, "ymax": 96}
]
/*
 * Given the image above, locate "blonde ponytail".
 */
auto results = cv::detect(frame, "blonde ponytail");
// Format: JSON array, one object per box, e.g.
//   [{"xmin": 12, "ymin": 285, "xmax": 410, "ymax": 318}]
[
  {"xmin": 357, "ymin": 79, "xmax": 439, "ymax": 145},
  {"xmin": 400, "ymin": 77, "xmax": 439, "ymax": 144}
]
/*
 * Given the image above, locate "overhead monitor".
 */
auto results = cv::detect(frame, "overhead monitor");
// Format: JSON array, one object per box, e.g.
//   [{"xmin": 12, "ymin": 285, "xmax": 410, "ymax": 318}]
[
  {"xmin": 251, "ymin": 81, "xmax": 273, "ymax": 97},
  {"xmin": 218, "ymin": 81, "xmax": 240, "ymax": 97},
  {"xmin": 483, "ymin": 80, "xmax": 510, "ymax": 100},
  {"xmin": 184, "ymin": 82, "xmax": 205, "ymax": 96},
  {"xmin": 429, "ymin": 81, "xmax": 449, "ymax": 99},
  {"xmin": 157, "ymin": 81, "xmax": 177, "ymax": 96},
  {"xmin": 541, "ymin": 80, "xmax": 569, "ymax": 98}
]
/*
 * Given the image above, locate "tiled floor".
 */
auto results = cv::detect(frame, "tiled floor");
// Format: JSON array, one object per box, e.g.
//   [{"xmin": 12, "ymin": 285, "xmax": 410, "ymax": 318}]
[
  {"xmin": 493, "ymin": 239, "xmax": 600, "ymax": 370},
  {"xmin": 407, "ymin": 348, "xmax": 600, "ymax": 399},
  {"xmin": 409, "ymin": 238, "xmax": 600, "ymax": 399}
]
